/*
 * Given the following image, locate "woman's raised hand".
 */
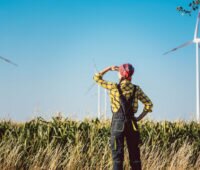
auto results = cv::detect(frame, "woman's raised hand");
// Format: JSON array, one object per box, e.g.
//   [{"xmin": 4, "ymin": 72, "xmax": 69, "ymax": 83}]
[{"xmin": 110, "ymin": 66, "xmax": 119, "ymax": 71}]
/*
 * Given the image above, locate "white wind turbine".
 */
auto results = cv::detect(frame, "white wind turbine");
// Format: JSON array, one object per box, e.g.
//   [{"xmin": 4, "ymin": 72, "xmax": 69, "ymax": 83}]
[
  {"xmin": 97, "ymin": 85, "xmax": 107, "ymax": 120},
  {"xmin": 164, "ymin": 11, "xmax": 200, "ymax": 122},
  {"xmin": 91, "ymin": 60, "xmax": 107, "ymax": 119}
]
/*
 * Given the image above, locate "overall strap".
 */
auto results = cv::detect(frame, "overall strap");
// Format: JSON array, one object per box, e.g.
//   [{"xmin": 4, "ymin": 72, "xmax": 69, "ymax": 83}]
[{"xmin": 117, "ymin": 83, "xmax": 137, "ymax": 117}]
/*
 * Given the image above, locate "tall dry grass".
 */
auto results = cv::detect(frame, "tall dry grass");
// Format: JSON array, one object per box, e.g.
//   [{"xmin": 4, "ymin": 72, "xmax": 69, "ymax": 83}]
[{"xmin": 0, "ymin": 116, "xmax": 199, "ymax": 170}]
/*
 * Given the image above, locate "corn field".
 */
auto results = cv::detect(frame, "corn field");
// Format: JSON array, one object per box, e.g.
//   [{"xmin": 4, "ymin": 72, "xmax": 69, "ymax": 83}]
[{"xmin": 0, "ymin": 116, "xmax": 200, "ymax": 170}]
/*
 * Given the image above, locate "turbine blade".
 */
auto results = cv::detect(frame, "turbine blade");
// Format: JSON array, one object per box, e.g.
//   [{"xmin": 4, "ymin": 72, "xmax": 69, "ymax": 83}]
[
  {"xmin": 85, "ymin": 82, "xmax": 96, "ymax": 95},
  {"xmin": 92, "ymin": 58, "xmax": 99, "ymax": 72},
  {"xmin": 163, "ymin": 41, "xmax": 193, "ymax": 55},
  {"xmin": 0, "ymin": 56, "xmax": 18, "ymax": 67},
  {"xmin": 194, "ymin": 11, "xmax": 200, "ymax": 39}
]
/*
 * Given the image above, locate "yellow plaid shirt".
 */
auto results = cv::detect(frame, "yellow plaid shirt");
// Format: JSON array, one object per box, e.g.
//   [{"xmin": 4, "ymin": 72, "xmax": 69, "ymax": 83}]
[{"xmin": 93, "ymin": 73, "xmax": 153, "ymax": 113}]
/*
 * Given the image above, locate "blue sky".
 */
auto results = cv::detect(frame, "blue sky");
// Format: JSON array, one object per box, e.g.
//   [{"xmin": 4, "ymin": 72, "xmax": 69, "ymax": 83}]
[{"xmin": 0, "ymin": 0, "xmax": 198, "ymax": 121}]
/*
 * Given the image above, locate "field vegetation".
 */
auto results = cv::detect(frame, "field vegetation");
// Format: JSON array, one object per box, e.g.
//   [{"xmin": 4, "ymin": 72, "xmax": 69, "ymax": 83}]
[{"xmin": 0, "ymin": 116, "xmax": 200, "ymax": 170}]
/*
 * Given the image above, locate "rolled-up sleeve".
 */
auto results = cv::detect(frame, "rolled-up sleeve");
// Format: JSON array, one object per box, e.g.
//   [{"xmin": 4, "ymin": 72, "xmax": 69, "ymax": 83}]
[
  {"xmin": 137, "ymin": 86, "xmax": 153, "ymax": 112},
  {"xmin": 93, "ymin": 73, "xmax": 117, "ymax": 90}
]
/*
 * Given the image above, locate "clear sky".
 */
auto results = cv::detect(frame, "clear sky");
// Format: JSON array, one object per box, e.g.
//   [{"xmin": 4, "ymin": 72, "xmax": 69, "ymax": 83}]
[{"xmin": 0, "ymin": 0, "xmax": 198, "ymax": 121}]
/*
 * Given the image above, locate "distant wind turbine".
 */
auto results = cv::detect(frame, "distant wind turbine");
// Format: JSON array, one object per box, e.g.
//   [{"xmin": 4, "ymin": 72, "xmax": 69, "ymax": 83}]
[
  {"xmin": 164, "ymin": 11, "xmax": 200, "ymax": 122},
  {"xmin": 0, "ymin": 56, "xmax": 18, "ymax": 67},
  {"xmin": 92, "ymin": 58, "xmax": 107, "ymax": 119}
]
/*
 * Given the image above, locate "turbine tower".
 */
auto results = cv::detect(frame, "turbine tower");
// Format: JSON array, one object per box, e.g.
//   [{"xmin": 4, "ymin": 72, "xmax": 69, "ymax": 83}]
[
  {"xmin": 164, "ymin": 11, "xmax": 200, "ymax": 122},
  {"xmin": 98, "ymin": 85, "xmax": 101, "ymax": 119},
  {"xmin": 97, "ymin": 85, "xmax": 107, "ymax": 120}
]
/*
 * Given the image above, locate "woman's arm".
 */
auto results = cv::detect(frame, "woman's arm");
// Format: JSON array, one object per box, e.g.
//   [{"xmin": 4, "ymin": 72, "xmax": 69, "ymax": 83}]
[
  {"xmin": 93, "ymin": 66, "xmax": 119, "ymax": 90},
  {"xmin": 99, "ymin": 66, "xmax": 119, "ymax": 75},
  {"xmin": 135, "ymin": 86, "xmax": 153, "ymax": 121}
]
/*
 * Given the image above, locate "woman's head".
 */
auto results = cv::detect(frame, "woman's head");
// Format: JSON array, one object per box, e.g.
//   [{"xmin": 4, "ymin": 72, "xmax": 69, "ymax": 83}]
[{"xmin": 118, "ymin": 63, "xmax": 134, "ymax": 81}]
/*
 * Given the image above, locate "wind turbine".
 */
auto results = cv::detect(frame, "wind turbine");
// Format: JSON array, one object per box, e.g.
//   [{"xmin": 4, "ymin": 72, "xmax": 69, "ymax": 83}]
[
  {"xmin": 90, "ymin": 59, "xmax": 108, "ymax": 119},
  {"xmin": 164, "ymin": 11, "xmax": 200, "ymax": 122},
  {"xmin": 0, "ymin": 56, "xmax": 18, "ymax": 67},
  {"xmin": 97, "ymin": 82, "xmax": 108, "ymax": 120}
]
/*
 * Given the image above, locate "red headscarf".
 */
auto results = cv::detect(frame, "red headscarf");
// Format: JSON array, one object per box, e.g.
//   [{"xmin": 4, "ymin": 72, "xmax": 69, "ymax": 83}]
[{"xmin": 119, "ymin": 63, "xmax": 134, "ymax": 81}]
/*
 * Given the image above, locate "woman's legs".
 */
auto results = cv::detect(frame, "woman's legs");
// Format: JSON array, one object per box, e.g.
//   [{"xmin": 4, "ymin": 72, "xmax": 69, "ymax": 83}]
[
  {"xmin": 125, "ymin": 121, "xmax": 142, "ymax": 170},
  {"xmin": 110, "ymin": 118, "xmax": 125, "ymax": 170},
  {"xmin": 110, "ymin": 134, "xmax": 124, "ymax": 170}
]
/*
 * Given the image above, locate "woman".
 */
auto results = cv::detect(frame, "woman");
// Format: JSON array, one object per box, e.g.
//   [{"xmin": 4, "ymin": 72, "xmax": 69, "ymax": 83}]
[{"xmin": 93, "ymin": 63, "xmax": 153, "ymax": 170}]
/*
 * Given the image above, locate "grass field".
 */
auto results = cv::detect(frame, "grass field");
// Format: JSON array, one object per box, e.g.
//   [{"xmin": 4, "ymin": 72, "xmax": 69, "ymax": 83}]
[{"xmin": 0, "ymin": 116, "xmax": 200, "ymax": 170}]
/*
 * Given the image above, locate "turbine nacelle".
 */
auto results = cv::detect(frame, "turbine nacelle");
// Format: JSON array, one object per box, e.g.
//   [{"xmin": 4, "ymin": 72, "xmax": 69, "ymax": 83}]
[{"xmin": 193, "ymin": 38, "xmax": 200, "ymax": 43}]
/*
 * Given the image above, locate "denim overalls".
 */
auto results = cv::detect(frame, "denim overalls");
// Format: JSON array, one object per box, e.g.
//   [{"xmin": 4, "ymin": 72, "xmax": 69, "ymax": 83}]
[{"xmin": 110, "ymin": 84, "xmax": 141, "ymax": 170}]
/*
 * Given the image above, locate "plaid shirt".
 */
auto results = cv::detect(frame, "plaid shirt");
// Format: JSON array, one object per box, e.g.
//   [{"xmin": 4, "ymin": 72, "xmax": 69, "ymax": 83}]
[{"xmin": 93, "ymin": 73, "xmax": 153, "ymax": 113}]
